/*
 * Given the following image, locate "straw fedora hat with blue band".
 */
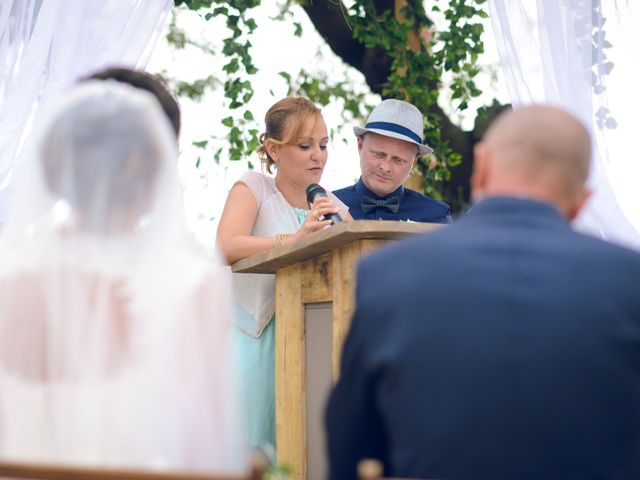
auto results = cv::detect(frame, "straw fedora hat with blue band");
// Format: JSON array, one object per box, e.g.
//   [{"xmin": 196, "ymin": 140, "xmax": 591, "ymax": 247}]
[{"xmin": 353, "ymin": 99, "xmax": 433, "ymax": 156}]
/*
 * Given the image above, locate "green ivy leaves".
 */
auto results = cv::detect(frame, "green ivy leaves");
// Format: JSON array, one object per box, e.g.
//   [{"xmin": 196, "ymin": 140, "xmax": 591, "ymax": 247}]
[
  {"xmin": 175, "ymin": 0, "xmax": 490, "ymax": 201},
  {"xmin": 177, "ymin": 0, "xmax": 261, "ymax": 163},
  {"xmin": 347, "ymin": 0, "xmax": 486, "ymax": 199}
]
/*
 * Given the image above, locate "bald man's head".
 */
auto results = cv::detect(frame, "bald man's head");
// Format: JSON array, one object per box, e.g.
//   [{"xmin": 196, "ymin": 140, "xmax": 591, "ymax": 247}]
[{"xmin": 472, "ymin": 105, "xmax": 592, "ymax": 220}]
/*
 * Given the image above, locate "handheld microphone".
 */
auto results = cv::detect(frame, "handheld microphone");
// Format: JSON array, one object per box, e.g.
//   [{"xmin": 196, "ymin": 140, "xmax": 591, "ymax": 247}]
[{"xmin": 305, "ymin": 183, "xmax": 343, "ymax": 224}]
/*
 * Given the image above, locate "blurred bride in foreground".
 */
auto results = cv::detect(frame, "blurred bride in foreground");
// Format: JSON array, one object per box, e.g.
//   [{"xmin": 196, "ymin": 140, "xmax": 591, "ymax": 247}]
[{"xmin": 0, "ymin": 81, "xmax": 246, "ymax": 473}]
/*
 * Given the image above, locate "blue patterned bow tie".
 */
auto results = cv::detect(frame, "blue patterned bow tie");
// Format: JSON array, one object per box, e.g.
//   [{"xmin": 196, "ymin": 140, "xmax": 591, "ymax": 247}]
[{"xmin": 361, "ymin": 195, "xmax": 400, "ymax": 214}]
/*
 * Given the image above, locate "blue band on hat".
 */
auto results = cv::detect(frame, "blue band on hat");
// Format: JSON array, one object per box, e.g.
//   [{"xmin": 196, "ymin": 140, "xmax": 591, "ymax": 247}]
[{"xmin": 364, "ymin": 121, "xmax": 422, "ymax": 144}]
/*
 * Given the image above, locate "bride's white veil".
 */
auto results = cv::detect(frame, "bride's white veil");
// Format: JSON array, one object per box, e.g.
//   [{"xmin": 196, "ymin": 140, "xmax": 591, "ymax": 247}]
[{"xmin": 0, "ymin": 81, "xmax": 247, "ymax": 473}]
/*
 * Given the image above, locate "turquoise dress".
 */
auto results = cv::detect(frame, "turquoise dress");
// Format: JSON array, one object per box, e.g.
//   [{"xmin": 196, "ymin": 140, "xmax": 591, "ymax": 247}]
[{"xmin": 231, "ymin": 207, "xmax": 308, "ymax": 450}]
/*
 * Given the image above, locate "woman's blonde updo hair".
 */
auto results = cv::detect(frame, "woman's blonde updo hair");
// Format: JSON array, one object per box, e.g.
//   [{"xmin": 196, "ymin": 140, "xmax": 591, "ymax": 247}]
[{"xmin": 256, "ymin": 96, "xmax": 322, "ymax": 173}]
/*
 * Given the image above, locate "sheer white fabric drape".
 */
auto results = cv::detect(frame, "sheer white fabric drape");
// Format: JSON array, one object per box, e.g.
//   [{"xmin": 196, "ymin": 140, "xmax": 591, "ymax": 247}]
[
  {"xmin": 0, "ymin": 0, "xmax": 172, "ymax": 225},
  {"xmin": 488, "ymin": 0, "xmax": 640, "ymax": 249}
]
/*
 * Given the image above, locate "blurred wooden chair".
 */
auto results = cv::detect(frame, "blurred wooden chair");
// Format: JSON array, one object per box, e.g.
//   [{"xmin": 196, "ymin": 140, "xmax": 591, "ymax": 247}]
[
  {"xmin": 358, "ymin": 459, "xmax": 387, "ymax": 480},
  {"xmin": 0, "ymin": 460, "xmax": 263, "ymax": 480},
  {"xmin": 358, "ymin": 459, "xmax": 436, "ymax": 480}
]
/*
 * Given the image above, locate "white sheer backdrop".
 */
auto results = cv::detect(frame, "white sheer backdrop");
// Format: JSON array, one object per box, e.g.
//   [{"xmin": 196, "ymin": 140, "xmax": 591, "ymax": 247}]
[
  {"xmin": 489, "ymin": 0, "xmax": 640, "ymax": 249},
  {"xmin": 0, "ymin": 0, "xmax": 172, "ymax": 225}
]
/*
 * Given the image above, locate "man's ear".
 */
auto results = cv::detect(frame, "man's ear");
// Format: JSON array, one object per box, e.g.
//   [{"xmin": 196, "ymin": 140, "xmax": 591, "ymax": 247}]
[
  {"xmin": 471, "ymin": 141, "xmax": 490, "ymax": 200},
  {"xmin": 357, "ymin": 135, "xmax": 364, "ymax": 154},
  {"xmin": 566, "ymin": 187, "xmax": 592, "ymax": 221}
]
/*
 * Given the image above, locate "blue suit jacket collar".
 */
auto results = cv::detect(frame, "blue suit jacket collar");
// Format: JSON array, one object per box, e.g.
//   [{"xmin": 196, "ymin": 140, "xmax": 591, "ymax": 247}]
[
  {"xmin": 463, "ymin": 196, "xmax": 571, "ymax": 229},
  {"xmin": 355, "ymin": 177, "xmax": 405, "ymax": 202}
]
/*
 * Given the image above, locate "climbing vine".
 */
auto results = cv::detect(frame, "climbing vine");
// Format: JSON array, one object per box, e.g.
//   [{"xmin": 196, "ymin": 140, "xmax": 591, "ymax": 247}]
[{"xmin": 171, "ymin": 0, "xmax": 489, "ymax": 201}]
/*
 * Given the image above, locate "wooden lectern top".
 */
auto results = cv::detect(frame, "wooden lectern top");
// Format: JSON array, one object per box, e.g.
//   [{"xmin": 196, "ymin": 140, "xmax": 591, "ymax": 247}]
[{"xmin": 231, "ymin": 220, "xmax": 441, "ymax": 274}]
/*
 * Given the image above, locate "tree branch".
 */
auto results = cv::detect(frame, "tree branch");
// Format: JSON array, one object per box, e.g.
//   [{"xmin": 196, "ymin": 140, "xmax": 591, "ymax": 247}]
[
  {"xmin": 301, "ymin": 0, "xmax": 391, "ymax": 94},
  {"xmin": 300, "ymin": 1, "xmax": 364, "ymax": 72}
]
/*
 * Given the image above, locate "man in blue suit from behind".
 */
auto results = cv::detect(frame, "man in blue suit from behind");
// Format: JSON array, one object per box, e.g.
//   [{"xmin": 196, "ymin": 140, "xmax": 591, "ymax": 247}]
[{"xmin": 326, "ymin": 105, "xmax": 640, "ymax": 480}]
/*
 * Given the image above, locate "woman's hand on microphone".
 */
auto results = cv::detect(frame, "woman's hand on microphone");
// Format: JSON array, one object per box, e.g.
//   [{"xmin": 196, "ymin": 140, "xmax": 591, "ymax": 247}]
[{"xmin": 291, "ymin": 197, "xmax": 340, "ymax": 242}]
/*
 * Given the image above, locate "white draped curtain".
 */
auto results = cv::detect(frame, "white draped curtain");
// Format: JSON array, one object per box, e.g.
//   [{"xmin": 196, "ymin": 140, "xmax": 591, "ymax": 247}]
[
  {"xmin": 488, "ymin": 0, "xmax": 640, "ymax": 250},
  {"xmin": 0, "ymin": 0, "xmax": 172, "ymax": 224}
]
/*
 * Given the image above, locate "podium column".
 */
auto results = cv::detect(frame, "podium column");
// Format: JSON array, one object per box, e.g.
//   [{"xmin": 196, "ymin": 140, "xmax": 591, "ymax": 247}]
[{"xmin": 274, "ymin": 240, "xmax": 385, "ymax": 480}]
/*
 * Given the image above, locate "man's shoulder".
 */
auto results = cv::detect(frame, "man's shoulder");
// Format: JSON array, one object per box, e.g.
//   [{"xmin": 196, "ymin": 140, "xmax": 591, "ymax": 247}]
[
  {"xmin": 404, "ymin": 188, "xmax": 450, "ymax": 210},
  {"xmin": 333, "ymin": 183, "xmax": 357, "ymax": 198},
  {"xmin": 571, "ymin": 229, "xmax": 640, "ymax": 267},
  {"xmin": 401, "ymin": 189, "xmax": 451, "ymax": 222}
]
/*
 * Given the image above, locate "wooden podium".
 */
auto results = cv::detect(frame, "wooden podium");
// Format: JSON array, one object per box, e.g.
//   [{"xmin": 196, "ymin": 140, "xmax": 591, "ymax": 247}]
[{"xmin": 232, "ymin": 221, "xmax": 440, "ymax": 480}]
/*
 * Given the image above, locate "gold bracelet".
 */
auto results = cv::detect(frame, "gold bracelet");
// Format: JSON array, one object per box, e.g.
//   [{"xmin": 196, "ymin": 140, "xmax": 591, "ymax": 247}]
[{"xmin": 273, "ymin": 233, "xmax": 290, "ymax": 248}]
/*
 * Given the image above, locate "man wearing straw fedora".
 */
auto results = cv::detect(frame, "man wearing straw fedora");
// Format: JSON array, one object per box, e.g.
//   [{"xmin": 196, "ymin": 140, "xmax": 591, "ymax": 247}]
[{"xmin": 333, "ymin": 99, "xmax": 451, "ymax": 223}]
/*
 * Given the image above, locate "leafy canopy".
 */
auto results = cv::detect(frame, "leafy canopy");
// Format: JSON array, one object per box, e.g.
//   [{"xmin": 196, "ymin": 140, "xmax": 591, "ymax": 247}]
[{"xmin": 171, "ymin": 0, "xmax": 488, "ymax": 200}]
